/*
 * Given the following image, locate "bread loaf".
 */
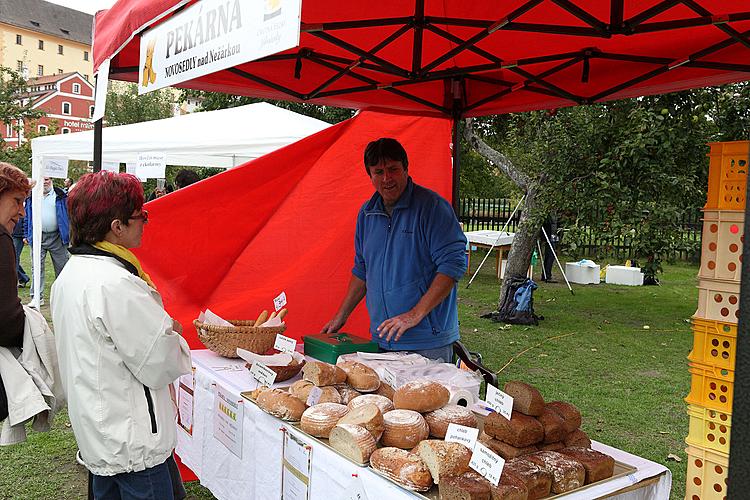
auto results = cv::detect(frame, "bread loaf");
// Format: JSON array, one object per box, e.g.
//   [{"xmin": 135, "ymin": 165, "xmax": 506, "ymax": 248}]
[
  {"xmin": 376, "ymin": 381, "xmax": 395, "ymax": 400},
  {"xmin": 300, "ymin": 402, "xmax": 349, "ymax": 438},
  {"xmin": 538, "ymin": 441, "xmax": 564, "ymax": 452},
  {"xmin": 302, "ymin": 361, "xmax": 347, "ymax": 386},
  {"xmin": 438, "ymin": 472, "xmax": 491, "ymax": 500},
  {"xmin": 563, "ymin": 429, "xmax": 591, "ymax": 448},
  {"xmin": 334, "ymin": 385, "xmax": 362, "ymax": 404},
  {"xmin": 558, "ymin": 447, "xmax": 615, "ymax": 484},
  {"xmin": 336, "ymin": 403, "xmax": 385, "ymax": 441},
  {"xmin": 484, "ymin": 411, "xmax": 544, "ymax": 448},
  {"xmin": 503, "ymin": 381, "xmax": 544, "ymax": 416},
  {"xmin": 416, "ymin": 440, "xmax": 472, "ymax": 484},
  {"xmin": 289, "ymin": 380, "xmax": 342, "ymax": 405},
  {"xmin": 370, "ymin": 447, "xmax": 433, "ymax": 492},
  {"xmin": 492, "ymin": 471, "xmax": 530, "ymax": 500},
  {"xmin": 478, "ymin": 431, "xmax": 537, "ymax": 460},
  {"xmin": 256, "ymin": 388, "xmax": 306, "ymax": 422},
  {"xmin": 525, "ymin": 451, "xmax": 585, "ymax": 494},
  {"xmin": 424, "ymin": 405, "xmax": 478, "ymax": 439},
  {"xmin": 336, "ymin": 360, "xmax": 381, "ymax": 392},
  {"xmin": 393, "ymin": 380, "xmax": 450, "ymax": 412},
  {"xmin": 381, "ymin": 409, "xmax": 429, "ymax": 449},
  {"xmin": 546, "ymin": 401, "xmax": 582, "ymax": 434},
  {"xmin": 503, "ymin": 458, "xmax": 552, "ymax": 500},
  {"xmin": 329, "ymin": 424, "xmax": 377, "ymax": 464},
  {"xmin": 537, "ymin": 406, "xmax": 567, "ymax": 443},
  {"xmin": 348, "ymin": 394, "xmax": 395, "ymax": 414}
]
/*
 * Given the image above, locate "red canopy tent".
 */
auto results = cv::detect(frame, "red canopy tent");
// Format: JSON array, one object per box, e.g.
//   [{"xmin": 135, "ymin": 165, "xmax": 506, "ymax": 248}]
[{"xmin": 92, "ymin": 0, "xmax": 750, "ymax": 491}]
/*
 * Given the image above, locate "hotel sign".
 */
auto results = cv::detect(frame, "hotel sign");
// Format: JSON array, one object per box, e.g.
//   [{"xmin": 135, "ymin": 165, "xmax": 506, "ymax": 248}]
[{"xmin": 139, "ymin": 0, "xmax": 301, "ymax": 94}]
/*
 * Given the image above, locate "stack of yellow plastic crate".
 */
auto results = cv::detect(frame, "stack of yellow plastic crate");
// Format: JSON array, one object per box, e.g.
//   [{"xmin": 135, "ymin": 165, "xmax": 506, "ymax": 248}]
[{"xmin": 684, "ymin": 140, "xmax": 748, "ymax": 499}]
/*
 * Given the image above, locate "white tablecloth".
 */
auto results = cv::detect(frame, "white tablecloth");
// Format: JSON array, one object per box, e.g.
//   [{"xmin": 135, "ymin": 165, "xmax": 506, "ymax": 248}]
[
  {"xmin": 465, "ymin": 230, "xmax": 515, "ymax": 247},
  {"xmin": 176, "ymin": 350, "xmax": 671, "ymax": 500}
]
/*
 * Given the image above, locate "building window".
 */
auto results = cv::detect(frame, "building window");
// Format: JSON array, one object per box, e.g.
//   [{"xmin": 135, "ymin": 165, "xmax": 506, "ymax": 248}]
[
  {"xmin": 61, "ymin": 128, "xmax": 70, "ymax": 134},
  {"xmin": 73, "ymin": 83, "xmax": 81, "ymax": 94},
  {"xmin": 89, "ymin": 106, "xmax": 95, "ymax": 118},
  {"xmin": 38, "ymin": 125, "xmax": 47, "ymax": 133},
  {"xmin": 38, "ymin": 40, "xmax": 44, "ymax": 50},
  {"xmin": 5, "ymin": 124, "xmax": 12, "ymax": 137},
  {"xmin": 58, "ymin": 68, "xmax": 63, "ymax": 74},
  {"xmin": 15, "ymin": 34, "xmax": 21, "ymax": 45},
  {"xmin": 37, "ymin": 65, "xmax": 43, "ymax": 76},
  {"xmin": 58, "ymin": 44, "xmax": 64, "ymax": 55},
  {"xmin": 83, "ymin": 51, "xmax": 89, "ymax": 61},
  {"xmin": 62, "ymin": 102, "xmax": 71, "ymax": 115},
  {"xmin": 16, "ymin": 60, "xmax": 23, "ymax": 72}
]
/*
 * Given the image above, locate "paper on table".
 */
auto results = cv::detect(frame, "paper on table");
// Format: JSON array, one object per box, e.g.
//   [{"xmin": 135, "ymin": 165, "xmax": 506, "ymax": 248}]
[
  {"xmin": 236, "ymin": 348, "xmax": 304, "ymax": 366},
  {"xmin": 261, "ymin": 315, "xmax": 284, "ymax": 327},
  {"xmin": 203, "ymin": 309, "xmax": 233, "ymax": 327}
]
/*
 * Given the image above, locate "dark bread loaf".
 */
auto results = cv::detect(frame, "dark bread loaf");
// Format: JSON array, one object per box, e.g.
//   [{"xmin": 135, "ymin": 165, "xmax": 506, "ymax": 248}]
[
  {"xmin": 538, "ymin": 441, "xmax": 564, "ymax": 452},
  {"xmin": 484, "ymin": 411, "xmax": 544, "ymax": 448},
  {"xmin": 537, "ymin": 406, "xmax": 567, "ymax": 443},
  {"xmin": 503, "ymin": 381, "xmax": 544, "ymax": 416},
  {"xmin": 546, "ymin": 401, "xmax": 582, "ymax": 434},
  {"xmin": 478, "ymin": 431, "xmax": 537, "ymax": 460},
  {"xmin": 563, "ymin": 429, "xmax": 591, "ymax": 448},
  {"xmin": 438, "ymin": 472, "xmax": 491, "ymax": 500},
  {"xmin": 558, "ymin": 447, "xmax": 615, "ymax": 484},
  {"xmin": 525, "ymin": 451, "xmax": 585, "ymax": 494},
  {"xmin": 370, "ymin": 447, "xmax": 433, "ymax": 492},
  {"xmin": 503, "ymin": 458, "xmax": 552, "ymax": 500}
]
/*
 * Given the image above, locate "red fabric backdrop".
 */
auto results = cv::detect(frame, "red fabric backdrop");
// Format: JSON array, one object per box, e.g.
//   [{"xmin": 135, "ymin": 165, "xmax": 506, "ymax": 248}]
[{"xmin": 135, "ymin": 110, "xmax": 453, "ymax": 348}]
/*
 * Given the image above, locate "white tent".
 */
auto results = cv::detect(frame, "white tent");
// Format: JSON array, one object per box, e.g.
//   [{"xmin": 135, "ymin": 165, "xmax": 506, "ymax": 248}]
[{"xmin": 27, "ymin": 102, "xmax": 332, "ymax": 306}]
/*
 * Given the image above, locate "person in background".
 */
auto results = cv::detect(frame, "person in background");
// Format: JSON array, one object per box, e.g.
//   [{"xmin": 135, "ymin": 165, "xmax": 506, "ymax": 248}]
[
  {"xmin": 174, "ymin": 169, "xmax": 200, "ymax": 190},
  {"xmin": 12, "ymin": 209, "xmax": 29, "ymax": 287},
  {"xmin": 51, "ymin": 171, "xmax": 191, "ymax": 500},
  {"xmin": 0, "ymin": 163, "xmax": 34, "ymax": 421},
  {"xmin": 321, "ymin": 138, "xmax": 467, "ymax": 362},
  {"xmin": 541, "ymin": 214, "xmax": 560, "ymax": 283},
  {"xmin": 25, "ymin": 177, "xmax": 70, "ymax": 306},
  {"xmin": 63, "ymin": 178, "xmax": 72, "ymax": 193}
]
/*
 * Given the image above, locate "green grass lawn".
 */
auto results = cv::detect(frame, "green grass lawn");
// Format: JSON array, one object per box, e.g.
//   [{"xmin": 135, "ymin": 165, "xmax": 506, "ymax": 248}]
[{"xmin": 1, "ymin": 247, "xmax": 696, "ymax": 499}]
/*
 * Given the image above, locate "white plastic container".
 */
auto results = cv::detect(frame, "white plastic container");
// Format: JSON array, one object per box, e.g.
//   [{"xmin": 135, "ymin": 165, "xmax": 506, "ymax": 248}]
[
  {"xmin": 605, "ymin": 265, "xmax": 644, "ymax": 286},
  {"xmin": 565, "ymin": 262, "xmax": 600, "ymax": 284}
]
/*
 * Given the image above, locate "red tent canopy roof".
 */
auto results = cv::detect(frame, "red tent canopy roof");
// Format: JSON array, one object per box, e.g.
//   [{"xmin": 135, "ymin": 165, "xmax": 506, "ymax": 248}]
[{"xmin": 94, "ymin": 0, "xmax": 750, "ymax": 116}]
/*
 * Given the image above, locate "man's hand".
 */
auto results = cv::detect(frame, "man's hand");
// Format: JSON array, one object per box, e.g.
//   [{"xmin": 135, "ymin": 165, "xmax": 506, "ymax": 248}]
[
  {"xmin": 321, "ymin": 316, "xmax": 345, "ymax": 334},
  {"xmin": 23, "ymin": 238, "xmax": 28, "ymax": 245},
  {"xmin": 172, "ymin": 320, "xmax": 183, "ymax": 335},
  {"xmin": 377, "ymin": 309, "xmax": 423, "ymax": 343}
]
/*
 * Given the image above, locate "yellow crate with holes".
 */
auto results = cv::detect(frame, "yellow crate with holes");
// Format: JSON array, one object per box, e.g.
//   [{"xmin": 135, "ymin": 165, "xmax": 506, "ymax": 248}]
[
  {"xmin": 685, "ymin": 361, "xmax": 734, "ymax": 413},
  {"xmin": 705, "ymin": 140, "xmax": 749, "ymax": 211},
  {"xmin": 685, "ymin": 444, "xmax": 729, "ymax": 500},
  {"xmin": 685, "ymin": 404, "xmax": 732, "ymax": 455},
  {"xmin": 695, "ymin": 278, "xmax": 741, "ymax": 323},
  {"xmin": 688, "ymin": 317, "xmax": 737, "ymax": 372},
  {"xmin": 698, "ymin": 210, "xmax": 744, "ymax": 283}
]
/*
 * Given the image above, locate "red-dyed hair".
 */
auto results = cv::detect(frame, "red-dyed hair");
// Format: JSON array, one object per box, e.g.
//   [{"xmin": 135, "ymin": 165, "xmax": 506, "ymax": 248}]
[
  {"xmin": 0, "ymin": 162, "xmax": 32, "ymax": 198},
  {"xmin": 68, "ymin": 171, "xmax": 144, "ymax": 246}
]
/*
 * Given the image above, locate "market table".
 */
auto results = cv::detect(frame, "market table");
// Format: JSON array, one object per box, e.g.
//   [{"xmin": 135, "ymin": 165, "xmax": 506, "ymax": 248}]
[
  {"xmin": 176, "ymin": 350, "xmax": 671, "ymax": 499},
  {"xmin": 465, "ymin": 230, "xmax": 516, "ymax": 280}
]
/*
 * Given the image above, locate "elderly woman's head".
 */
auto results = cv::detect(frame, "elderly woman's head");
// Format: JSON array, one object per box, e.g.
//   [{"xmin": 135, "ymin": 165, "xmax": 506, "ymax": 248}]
[
  {"xmin": 0, "ymin": 163, "xmax": 33, "ymax": 233},
  {"xmin": 68, "ymin": 172, "xmax": 147, "ymax": 248}
]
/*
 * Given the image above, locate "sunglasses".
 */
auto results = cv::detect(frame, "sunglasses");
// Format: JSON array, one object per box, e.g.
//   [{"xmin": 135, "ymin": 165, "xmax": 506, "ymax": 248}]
[{"xmin": 128, "ymin": 210, "xmax": 149, "ymax": 223}]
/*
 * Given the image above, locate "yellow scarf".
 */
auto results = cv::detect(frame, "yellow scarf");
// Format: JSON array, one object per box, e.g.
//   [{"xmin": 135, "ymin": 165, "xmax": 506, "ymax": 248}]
[{"xmin": 93, "ymin": 241, "xmax": 157, "ymax": 290}]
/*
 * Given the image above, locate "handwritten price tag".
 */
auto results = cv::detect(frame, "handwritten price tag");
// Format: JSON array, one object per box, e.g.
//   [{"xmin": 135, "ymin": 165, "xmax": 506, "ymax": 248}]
[
  {"xmin": 469, "ymin": 442, "xmax": 505, "ymax": 486},
  {"xmin": 485, "ymin": 384, "xmax": 514, "ymax": 420},
  {"xmin": 445, "ymin": 423, "xmax": 479, "ymax": 450},
  {"xmin": 382, "ymin": 367, "xmax": 397, "ymax": 387},
  {"xmin": 249, "ymin": 361, "xmax": 277, "ymax": 387},
  {"xmin": 273, "ymin": 291, "xmax": 287, "ymax": 312},
  {"xmin": 274, "ymin": 334, "xmax": 297, "ymax": 353}
]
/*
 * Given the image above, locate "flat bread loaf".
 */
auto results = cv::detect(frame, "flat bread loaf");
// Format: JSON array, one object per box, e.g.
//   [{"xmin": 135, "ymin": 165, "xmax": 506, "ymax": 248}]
[{"xmin": 370, "ymin": 447, "xmax": 433, "ymax": 492}]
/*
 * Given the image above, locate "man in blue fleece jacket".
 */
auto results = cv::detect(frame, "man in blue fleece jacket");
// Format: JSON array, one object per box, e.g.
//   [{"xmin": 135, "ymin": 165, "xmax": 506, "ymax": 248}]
[{"xmin": 322, "ymin": 138, "xmax": 467, "ymax": 361}]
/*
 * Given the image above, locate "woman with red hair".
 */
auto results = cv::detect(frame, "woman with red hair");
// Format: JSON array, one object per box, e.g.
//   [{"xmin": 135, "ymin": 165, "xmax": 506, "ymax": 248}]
[{"xmin": 51, "ymin": 171, "xmax": 190, "ymax": 500}]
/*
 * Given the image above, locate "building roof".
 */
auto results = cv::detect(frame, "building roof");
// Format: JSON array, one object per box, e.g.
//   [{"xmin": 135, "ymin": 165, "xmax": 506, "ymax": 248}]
[
  {"xmin": 27, "ymin": 71, "xmax": 77, "ymax": 85},
  {"xmin": 0, "ymin": 0, "xmax": 92, "ymax": 45}
]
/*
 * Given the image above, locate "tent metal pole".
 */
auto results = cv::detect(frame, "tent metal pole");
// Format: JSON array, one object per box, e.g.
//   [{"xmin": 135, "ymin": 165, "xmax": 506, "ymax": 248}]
[{"xmin": 93, "ymin": 118, "xmax": 102, "ymax": 173}]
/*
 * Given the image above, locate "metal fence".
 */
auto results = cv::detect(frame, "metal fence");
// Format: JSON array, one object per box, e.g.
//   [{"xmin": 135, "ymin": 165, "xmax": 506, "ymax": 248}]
[{"xmin": 458, "ymin": 198, "xmax": 703, "ymax": 262}]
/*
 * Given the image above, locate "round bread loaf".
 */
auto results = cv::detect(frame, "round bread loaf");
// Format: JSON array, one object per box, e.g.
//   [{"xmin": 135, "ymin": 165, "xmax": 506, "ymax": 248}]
[
  {"xmin": 370, "ymin": 447, "xmax": 433, "ymax": 492},
  {"xmin": 336, "ymin": 361, "xmax": 381, "ymax": 392},
  {"xmin": 393, "ymin": 380, "xmax": 450, "ymax": 412},
  {"xmin": 381, "ymin": 409, "xmax": 429, "ymax": 449},
  {"xmin": 289, "ymin": 380, "xmax": 342, "ymax": 406},
  {"xmin": 348, "ymin": 394, "xmax": 395, "ymax": 414},
  {"xmin": 336, "ymin": 403, "xmax": 385, "ymax": 441},
  {"xmin": 424, "ymin": 404, "xmax": 478, "ymax": 438},
  {"xmin": 256, "ymin": 388, "xmax": 306, "ymax": 422},
  {"xmin": 300, "ymin": 402, "xmax": 349, "ymax": 438},
  {"xmin": 302, "ymin": 361, "xmax": 347, "ymax": 386},
  {"xmin": 334, "ymin": 385, "xmax": 362, "ymax": 404},
  {"xmin": 329, "ymin": 424, "xmax": 377, "ymax": 464},
  {"xmin": 375, "ymin": 381, "xmax": 395, "ymax": 400}
]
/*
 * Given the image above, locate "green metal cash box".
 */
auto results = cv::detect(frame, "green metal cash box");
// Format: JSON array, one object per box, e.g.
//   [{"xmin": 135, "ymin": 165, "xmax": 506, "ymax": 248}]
[{"xmin": 302, "ymin": 332, "xmax": 379, "ymax": 364}]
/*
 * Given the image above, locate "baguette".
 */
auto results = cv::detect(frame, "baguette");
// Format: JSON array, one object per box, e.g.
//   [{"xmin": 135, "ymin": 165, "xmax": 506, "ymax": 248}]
[
  {"xmin": 329, "ymin": 424, "xmax": 377, "ymax": 464},
  {"xmin": 254, "ymin": 310, "xmax": 269, "ymax": 326},
  {"xmin": 370, "ymin": 447, "xmax": 433, "ymax": 492}
]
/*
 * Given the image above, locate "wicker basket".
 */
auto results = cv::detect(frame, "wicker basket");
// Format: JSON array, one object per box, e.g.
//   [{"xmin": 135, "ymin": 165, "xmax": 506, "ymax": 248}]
[{"xmin": 193, "ymin": 319, "xmax": 285, "ymax": 358}]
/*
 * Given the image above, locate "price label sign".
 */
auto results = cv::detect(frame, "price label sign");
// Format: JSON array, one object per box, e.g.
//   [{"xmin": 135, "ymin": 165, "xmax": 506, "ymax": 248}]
[
  {"xmin": 382, "ymin": 367, "xmax": 397, "ymax": 387},
  {"xmin": 274, "ymin": 334, "xmax": 297, "ymax": 353},
  {"xmin": 250, "ymin": 361, "xmax": 277, "ymax": 387},
  {"xmin": 469, "ymin": 442, "xmax": 505, "ymax": 486},
  {"xmin": 445, "ymin": 423, "xmax": 479, "ymax": 450},
  {"xmin": 306, "ymin": 386, "xmax": 323, "ymax": 407},
  {"xmin": 485, "ymin": 384, "xmax": 514, "ymax": 420},
  {"xmin": 274, "ymin": 291, "xmax": 287, "ymax": 312}
]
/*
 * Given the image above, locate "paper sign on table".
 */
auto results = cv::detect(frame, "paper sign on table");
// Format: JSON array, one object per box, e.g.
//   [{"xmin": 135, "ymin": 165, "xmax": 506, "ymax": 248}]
[
  {"xmin": 338, "ymin": 475, "xmax": 369, "ymax": 500},
  {"xmin": 274, "ymin": 334, "xmax": 297, "ymax": 353},
  {"xmin": 213, "ymin": 384, "xmax": 244, "ymax": 458},
  {"xmin": 43, "ymin": 157, "xmax": 69, "ymax": 179},
  {"xmin": 250, "ymin": 361, "xmax": 277, "ymax": 387},
  {"xmin": 177, "ymin": 370, "xmax": 195, "ymax": 435},
  {"xmin": 445, "ymin": 423, "xmax": 479, "ymax": 450},
  {"xmin": 485, "ymin": 384, "xmax": 514, "ymax": 420},
  {"xmin": 306, "ymin": 386, "xmax": 323, "ymax": 407},
  {"xmin": 274, "ymin": 291, "xmax": 288, "ymax": 312},
  {"xmin": 136, "ymin": 152, "xmax": 166, "ymax": 179},
  {"xmin": 282, "ymin": 430, "xmax": 312, "ymax": 500},
  {"xmin": 469, "ymin": 442, "xmax": 505, "ymax": 486},
  {"xmin": 382, "ymin": 367, "xmax": 398, "ymax": 387}
]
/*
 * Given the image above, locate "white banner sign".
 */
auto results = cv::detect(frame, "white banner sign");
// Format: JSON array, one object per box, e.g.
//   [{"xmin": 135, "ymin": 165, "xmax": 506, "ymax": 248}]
[
  {"xmin": 138, "ymin": 0, "xmax": 302, "ymax": 94},
  {"xmin": 92, "ymin": 58, "xmax": 110, "ymax": 122},
  {"xmin": 213, "ymin": 384, "xmax": 244, "ymax": 458},
  {"xmin": 136, "ymin": 152, "xmax": 166, "ymax": 179},
  {"xmin": 101, "ymin": 161, "xmax": 120, "ymax": 173},
  {"xmin": 43, "ymin": 157, "xmax": 69, "ymax": 179}
]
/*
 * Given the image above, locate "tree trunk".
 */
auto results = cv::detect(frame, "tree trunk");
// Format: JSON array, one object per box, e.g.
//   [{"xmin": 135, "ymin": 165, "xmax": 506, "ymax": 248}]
[{"xmin": 463, "ymin": 118, "xmax": 542, "ymax": 312}]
